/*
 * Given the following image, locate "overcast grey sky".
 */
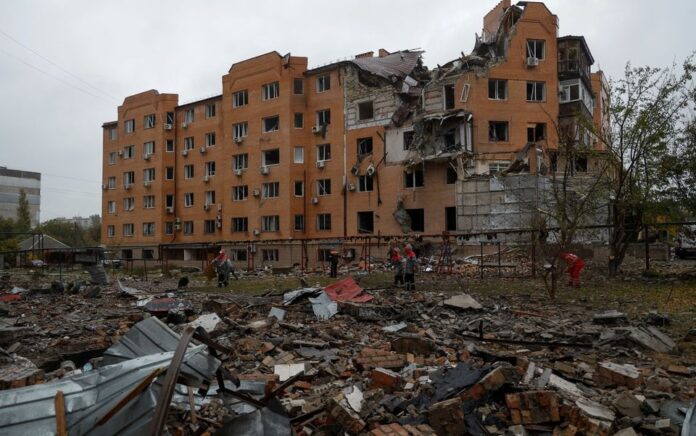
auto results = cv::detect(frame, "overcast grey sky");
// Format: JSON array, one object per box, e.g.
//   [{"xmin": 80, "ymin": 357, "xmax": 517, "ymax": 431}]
[{"xmin": 0, "ymin": 0, "xmax": 693, "ymax": 221}]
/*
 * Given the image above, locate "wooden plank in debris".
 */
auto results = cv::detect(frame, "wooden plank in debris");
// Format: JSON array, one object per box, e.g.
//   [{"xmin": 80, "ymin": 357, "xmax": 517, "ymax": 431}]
[{"xmin": 55, "ymin": 390, "xmax": 67, "ymax": 436}]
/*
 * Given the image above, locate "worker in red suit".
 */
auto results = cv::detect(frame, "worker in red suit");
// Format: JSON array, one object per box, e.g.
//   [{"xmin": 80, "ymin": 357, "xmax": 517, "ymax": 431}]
[{"xmin": 559, "ymin": 252, "xmax": 585, "ymax": 287}]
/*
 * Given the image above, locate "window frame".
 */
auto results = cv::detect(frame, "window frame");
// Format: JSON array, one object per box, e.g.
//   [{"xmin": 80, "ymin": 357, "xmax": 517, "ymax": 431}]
[
  {"xmin": 262, "ymin": 82, "xmax": 280, "ymax": 100},
  {"xmin": 231, "ymin": 217, "xmax": 248, "ymax": 233},
  {"xmin": 143, "ymin": 222, "xmax": 155, "ymax": 236},
  {"xmin": 261, "ymin": 215, "xmax": 280, "ymax": 232},
  {"xmin": 232, "ymin": 90, "xmax": 248, "ymax": 108},
  {"xmin": 488, "ymin": 79, "xmax": 507, "ymax": 100},
  {"xmin": 488, "ymin": 121, "xmax": 509, "ymax": 142},
  {"xmin": 262, "ymin": 148, "xmax": 280, "ymax": 166},
  {"xmin": 184, "ymin": 192, "xmax": 194, "ymax": 207},
  {"xmin": 404, "ymin": 169, "xmax": 424, "ymax": 188},
  {"xmin": 316, "ymin": 213, "xmax": 332, "ymax": 231},
  {"xmin": 357, "ymin": 101, "xmax": 374, "ymax": 120},
  {"xmin": 233, "ymin": 122, "xmax": 248, "ymax": 139},
  {"xmin": 316, "ymin": 74, "xmax": 331, "ymax": 93},
  {"xmin": 526, "ymin": 39, "xmax": 546, "ymax": 60},
  {"xmin": 526, "ymin": 81, "xmax": 546, "ymax": 102},
  {"xmin": 263, "ymin": 182, "xmax": 280, "ymax": 198},
  {"xmin": 317, "ymin": 143, "xmax": 331, "ymax": 162},
  {"xmin": 317, "ymin": 179, "xmax": 331, "ymax": 196},
  {"xmin": 232, "ymin": 185, "xmax": 248, "ymax": 201},
  {"xmin": 262, "ymin": 115, "xmax": 280, "ymax": 133},
  {"xmin": 205, "ymin": 102, "xmax": 216, "ymax": 118},
  {"xmin": 233, "ymin": 153, "xmax": 248, "ymax": 170},
  {"xmin": 144, "ymin": 114, "xmax": 156, "ymax": 129}
]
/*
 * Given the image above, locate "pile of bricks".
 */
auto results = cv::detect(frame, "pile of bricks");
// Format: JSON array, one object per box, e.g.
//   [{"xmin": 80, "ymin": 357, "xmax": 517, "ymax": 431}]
[
  {"xmin": 595, "ymin": 361, "xmax": 642, "ymax": 388},
  {"xmin": 353, "ymin": 347, "xmax": 405, "ymax": 370},
  {"xmin": 505, "ymin": 391, "xmax": 560, "ymax": 425},
  {"xmin": 370, "ymin": 423, "xmax": 437, "ymax": 435}
]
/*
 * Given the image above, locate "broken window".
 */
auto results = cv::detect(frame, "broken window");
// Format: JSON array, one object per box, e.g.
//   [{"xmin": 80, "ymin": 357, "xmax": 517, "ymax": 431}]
[
  {"xmin": 294, "ymin": 113, "xmax": 304, "ymax": 128},
  {"xmin": 184, "ymin": 165, "xmax": 194, "ymax": 179},
  {"xmin": 404, "ymin": 169, "xmax": 424, "ymax": 188},
  {"xmin": 489, "ymin": 162, "xmax": 510, "ymax": 175},
  {"xmin": 184, "ymin": 192, "xmax": 194, "ymax": 207},
  {"xmin": 294, "ymin": 215, "xmax": 305, "ymax": 231},
  {"xmin": 316, "ymin": 213, "xmax": 331, "ymax": 231},
  {"xmin": 232, "ymin": 217, "xmax": 248, "ymax": 232},
  {"xmin": 294, "ymin": 181, "xmax": 304, "ymax": 196},
  {"xmin": 233, "ymin": 153, "xmax": 248, "ymax": 170},
  {"xmin": 526, "ymin": 82, "xmax": 545, "ymax": 101},
  {"xmin": 403, "ymin": 131, "xmax": 414, "ymax": 150},
  {"xmin": 143, "ymin": 249, "xmax": 154, "ymax": 259},
  {"xmin": 263, "ymin": 182, "xmax": 280, "ymax": 198},
  {"xmin": 446, "ymin": 167, "xmax": 457, "ymax": 184},
  {"xmin": 166, "ymin": 194, "xmax": 174, "ymax": 208},
  {"xmin": 262, "ymin": 82, "xmax": 279, "ymax": 100},
  {"xmin": 357, "ymin": 137, "xmax": 373, "ymax": 156},
  {"xmin": 444, "ymin": 84, "xmax": 455, "ymax": 110},
  {"xmin": 124, "ymin": 145, "xmax": 134, "ymax": 159},
  {"xmin": 406, "ymin": 209, "xmax": 425, "ymax": 232},
  {"xmin": 263, "ymin": 116, "xmax": 280, "ymax": 133},
  {"xmin": 263, "ymin": 249, "xmax": 279, "ymax": 262},
  {"xmin": 166, "ymin": 139, "xmax": 174, "ymax": 152},
  {"xmin": 144, "ymin": 114, "xmax": 155, "ymax": 129},
  {"xmin": 317, "ymin": 179, "xmax": 331, "ymax": 196},
  {"xmin": 316, "ymin": 75, "xmax": 331, "ymax": 92},
  {"xmin": 204, "ymin": 190, "xmax": 215, "ymax": 205},
  {"xmin": 317, "ymin": 143, "xmax": 331, "ymax": 161},
  {"xmin": 232, "ymin": 185, "xmax": 248, "ymax": 201},
  {"xmin": 205, "ymin": 132, "xmax": 216, "ymax": 147},
  {"xmin": 316, "ymin": 109, "xmax": 331, "ymax": 126},
  {"xmin": 358, "ymin": 101, "xmax": 374, "ymax": 120},
  {"xmin": 358, "ymin": 175, "xmax": 373, "ymax": 192},
  {"xmin": 123, "ymin": 197, "xmax": 135, "ymax": 211},
  {"xmin": 357, "ymin": 211, "xmax": 374, "ymax": 233},
  {"xmin": 124, "ymin": 119, "xmax": 134, "ymax": 133},
  {"xmin": 204, "ymin": 220, "xmax": 216, "ymax": 234},
  {"xmin": 263, "ymin": 149, "xmax": 280, "ymax": 166},
  {"xmin": 205, "ymin": 161, "xmax": 215, "ymax": 177},
  {"xmin": 234, "ymin": 122, "xmax": 248, "ymax": 139},
  {"xmin": 293, "ymin": 78, "xmax": 304, "ymax": 95},
  {"xmin": 526, "ymin": 40, "xmax": 545, "ymax": 60},
  {"xmin": 205, "ymin": 102, "xmax": 216, "ymax": 118},
  {"xmin": 488, "ymin": 79, "xmax": 507, "ymax": 100},
  {"xmin": 261, "ymin": 215, "xmax": 280, "ymax": 232},
  {"xmin": 460, "ymin": 84, "xmax": 470, "ymax": 102},
  {"xmin": 143, "ymin": 222, "xmax": 155, "ymax": 236},
  {"xmin": 488, "ymin": 122, "xmax": 509, "ymax": 142},
  {"xmin": 166, "ymin": 112, "xmax": 174, "ymax": 124},
  {"xmin": 445, "ymin": 206, "xmax": 457, "ymax": 231},
  {"xmin": 527, "ymin": 123, "xmax": 546, "ymax": 142},
  {"xmin": 294, "ymin": 146, "xmax": 304, "ymax": 163},
  {"xmin": 184, "ymin": 137, "xmax": 194, "ymax": 150},
  {"xmin": 574, "ymin": 156, "xmax": 588, "ymax": 173},
  {"xmin": 233, "ymin": 90, "xmax": 248, "ymax": 107},
  {"xmin": 165, "ymin": 166, "xmax": 174, "ymax": 180}
]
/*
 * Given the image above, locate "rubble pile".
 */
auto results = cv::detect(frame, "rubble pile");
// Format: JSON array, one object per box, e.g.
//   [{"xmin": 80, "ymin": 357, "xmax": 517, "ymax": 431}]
[{"xmin": 0, "ymin": 271, "xmax": 694, "ymax": 435}]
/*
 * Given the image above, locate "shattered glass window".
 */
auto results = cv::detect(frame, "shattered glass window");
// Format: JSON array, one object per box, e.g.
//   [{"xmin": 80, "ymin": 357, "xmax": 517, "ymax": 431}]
[
  {"xmin": 263, "ymin": 149, "xmax": 280, "ymax": 165},
  {"xmin": 403, "ymin": 131, "xmax": 414, "ymax": 150},
  {"xmin": 317, "ymin": 143, "xmax": 331, "ymax": 161},
  {"xmin": 263, "ymin": 116, "xmax": 280, "ymax": 133},
  {"xmin": 443, "ymin": 85, "xmax": 455, "ymax": 110},
  {"xmin": 404, "ymin": 170, "xmax": 424, "ymax": 188},
  {"xmin": 488, "ymin": 79, "xmax": 507, "ymax": 100},
  {"xmin": 262, "ymin": 82, "xmax": 280, "ymax": 100},
  {"xmin": 526, "ymin": 82, "xmax": 545, "ymax": 101},
  {"xmin": 357, "ymin": 211, "xmax": 374, "ymax": 233},
  {"xmin": 527, "ymin": 40, "xmax": 545, "ymax": 60},
  {"xmin": 317, "ymin": 179, "xmax": 331, "ymax": 196},
  {"xmin": 488, "ymin": 122, "xmax": 508, "ymax": 142},
  {"xmin": 316, "ymin": 109, "xmax": 331, "ymax": 126},
  {"xmin": 358, "ymin": 101, "xmax": 374, "ymax": 120},
  {"xmin": 357, "ymin": 137, "xmax": 373, "ymax": 156},
  {"xmin": 358, "ymin": 175, "xmax": 373, "ymax": 192}
]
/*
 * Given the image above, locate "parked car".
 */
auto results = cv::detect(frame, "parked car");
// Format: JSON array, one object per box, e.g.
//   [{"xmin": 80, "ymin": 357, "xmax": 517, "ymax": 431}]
[
  {"xmin": 675, "ymin": 225, "xmax": 696, "ymax": 259},
  {"xmin": 101, "ymin": 258, "xmax": 122, "ymax": 268},
  {"xmin": 30, "ymin": 259, "xmax": 44, "ymax": 267}
]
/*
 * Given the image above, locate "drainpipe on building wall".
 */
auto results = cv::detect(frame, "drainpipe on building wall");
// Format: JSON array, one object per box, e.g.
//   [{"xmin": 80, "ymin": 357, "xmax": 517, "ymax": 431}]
[{"xmin": 342, "ymin": 67, "xmax": 348, "ymax": 239}]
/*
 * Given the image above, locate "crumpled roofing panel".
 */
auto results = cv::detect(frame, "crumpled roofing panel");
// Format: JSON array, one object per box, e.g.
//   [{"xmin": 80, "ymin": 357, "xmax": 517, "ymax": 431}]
[{"xmin": 350, "ymin": 51, "xmax": 423, "ymax": 81}]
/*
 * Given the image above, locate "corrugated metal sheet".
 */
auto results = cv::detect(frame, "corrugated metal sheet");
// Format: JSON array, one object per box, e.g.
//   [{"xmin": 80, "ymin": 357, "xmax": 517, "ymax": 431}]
[{"xmin": 350, "ymin": 51, "xmax": 423, "ymax": 80}]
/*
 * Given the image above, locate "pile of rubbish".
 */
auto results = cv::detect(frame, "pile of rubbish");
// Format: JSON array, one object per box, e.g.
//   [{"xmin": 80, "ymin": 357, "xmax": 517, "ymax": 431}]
[{"xmin": 0, "ymin": 272, "xmax": 694, "ymax": 435}]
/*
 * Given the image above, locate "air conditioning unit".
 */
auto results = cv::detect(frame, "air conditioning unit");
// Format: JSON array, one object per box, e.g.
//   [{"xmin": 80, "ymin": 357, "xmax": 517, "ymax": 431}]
[
  {"xmin": 181, "ymin": 149, "xmax": 189, "ymax": 157},
  {"xmin": 316, "ymin": 160, "xmax": 325, "ymax": 169},
  {"xmin": 260, "ymin": 166, "xmax": 269, "ymax": 175},
  {"xmin": 311, "ymin": 196, "xmax": 319, "ymax": 204},
  {"xmin": 235, "ymin": 169, "xmax": 243, "ymax": 176},
  {"xmin": 174, "ymin": 223, "xmax": 181, "ymax": 231},
  {"xmin": 166, "ymin": 207, "xmax": 174, "ymax": 214},
  {"xmin": 216, "ymin": 219, "xmax": 222, "ymax": 229},
  {"xmin": 181, "ymin": 122, "xmax": 188, "ymax": 129},
  {"xmin": 253, "ymin": 229, "xmax": 261, "ymax": 236},
  {"xmin": 366, "ymin": 164, "xmax": 376, "ymax": 177},
  {"xmin": 118, "ymin": 150, "xmax": 124, "ymax": 156},
  {"xmin": 203, "ymin": 175, "xmax": 210, "ymax": 183},
  {"xmin": 203, "ymin": 204, "xmax": 210, "ymax": 211},
  {"xmin": 526, "ymin": 56, "xmax": 539, "ymax": 67},
  {"xmin": 101, "ymin": 184, "xmax": 107, "ymax": 190},
  {"xmin": 163, "ymin": 123, "xmax": 173, "ymax": 130},
  {"xmin": 347, "ymin": 183, "xmax": 356, "ymax": 191},
  {"xmin": 234, "ymin": 137, "xmax": 243, "ymax": 144},
  {"xmin": 252, "ymin": 188, "xmax": 261, "ymax": 197},
  {"xmin": 311, "ymin": 125, "xmax": 322, "ymax": 133},
  {"xmin": 144, "ymin": 181, "xmax": 151, "ymax": 188},
  {"xmin": 124, "ymin": 183, "xmax": 132, "ymax": 190},
  {"xmin": 350, "ymin": 165, "xmax": 360, "ymax": 176},
  {"xmin": 199, "ymin": 146, "xmax": 207, "ymax": 154},
  {"xmin": 143, "ymin": 153, "xmax": 151, "ymax": 160}
]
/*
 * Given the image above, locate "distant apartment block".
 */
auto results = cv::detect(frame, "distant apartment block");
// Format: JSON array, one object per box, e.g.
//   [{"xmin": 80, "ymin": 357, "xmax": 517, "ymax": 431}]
[
  {"xmin": 102, "ymin": 0, "xmax": 608, "ymax": 264},
  {"xmin": 0, "ymin": 166, "xmax": 41, "ymax": 227}
]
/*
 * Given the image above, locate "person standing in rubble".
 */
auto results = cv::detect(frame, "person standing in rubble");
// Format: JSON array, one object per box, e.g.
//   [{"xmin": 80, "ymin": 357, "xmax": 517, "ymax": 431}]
[
  {"xmin": 559, "ymin": 252, "xmax": 585, "ymax": 288},
  {"xmin": 404, "ymin": 244, "xmax": 417, "ymax": 291},
  {"xmin": 211, "ymin": 249, "xmax": 234, "ymax": 288},
  {"xmin": 391, "ymin": 247, "xmax": 404, "ymax": 286},
  {"xmin": 329, "ymin": 250, "xmax": 339, "ymax": 278}
]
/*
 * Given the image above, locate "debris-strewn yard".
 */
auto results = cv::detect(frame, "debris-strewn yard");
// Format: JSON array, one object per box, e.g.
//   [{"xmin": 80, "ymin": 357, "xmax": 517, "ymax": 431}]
[{"xmin": 0, "ymin": 262, "xmax": 694, "ymax": 435}]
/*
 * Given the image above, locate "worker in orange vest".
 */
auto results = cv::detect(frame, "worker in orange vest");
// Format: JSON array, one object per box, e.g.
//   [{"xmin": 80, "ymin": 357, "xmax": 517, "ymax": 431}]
[{"xmin": 559, "ymin": 252, "xmax": 585, "ymax": 288}]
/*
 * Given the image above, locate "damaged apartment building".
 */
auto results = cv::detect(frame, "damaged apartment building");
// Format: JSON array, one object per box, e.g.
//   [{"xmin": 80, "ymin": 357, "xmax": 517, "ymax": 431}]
[{"xmin": 101, "ymin": 0, "xmax": 609, "ymax": 265}]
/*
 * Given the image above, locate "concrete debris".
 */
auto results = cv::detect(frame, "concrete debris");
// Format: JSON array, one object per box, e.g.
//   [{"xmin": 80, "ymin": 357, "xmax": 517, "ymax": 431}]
[{"xmin": 0, "ymin": 267, "xmax": 692, "ymax": 435}]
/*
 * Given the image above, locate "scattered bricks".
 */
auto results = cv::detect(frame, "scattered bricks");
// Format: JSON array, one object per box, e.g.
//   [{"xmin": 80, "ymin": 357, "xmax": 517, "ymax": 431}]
[
  {"xmin": 354, "ymin": 348, "xmax": 405, "ymax": 371},
  {"xmin": 293, "ymin": 380, "xmax": 312, "ymax": 390},
  {"xmin": 505, "ymin": 391, "xmax": 560, "ymax": 425},
  {"xmin": 595, "ymin": 362, "xmax": 642, "ymax": 388},
  {"xmin": 462, "ymin": 364, "xmax": 519, "ymax": 401},
  {"xmin": 329, "ymin": 395, "xmax": 366, "ymax": 434},
  {"xmin": 370, "ymin": 367, "xmax": 401, "ymax": 391},
  {"xmin": 666, "ymin": 364, "xmax": 691, "ymax": 376},
  {"xmin": 612, "ymin": 392, "xmax": 642, "ymax": 418},
  {"xmin": 0, "ymin": 355, "xmax": 44, "ymax": 390},
  {"xmin": 553, "ymin": 361, "xmax": 576, "ymax": 377},
  {"xmin": 238, "ymin": 372, "xmax": 280, "ymax": 396},
  {"xmin": 371, "ymin": 423, "xmax": 437, "ymax": 435},
  {"xmin": 274, "ymin": 351, "xmax": 296, "ymax": 364},
  {"xmin": 390, "ymin": 335, "xmax": 435, "ymax": 356},
  {"xmin": 427, "ymin": 397, "xmax": 466, "ymax": 435}
]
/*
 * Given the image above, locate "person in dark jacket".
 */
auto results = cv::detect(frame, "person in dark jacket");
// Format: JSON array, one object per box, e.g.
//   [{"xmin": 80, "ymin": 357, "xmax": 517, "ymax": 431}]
[
  {"xmin": 329, "ymin": 250, "xmax": 339, "ymax": 278},
  {"xmin": 211, "ymin": 249, "xmax": 232, "ymax": 287}
]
